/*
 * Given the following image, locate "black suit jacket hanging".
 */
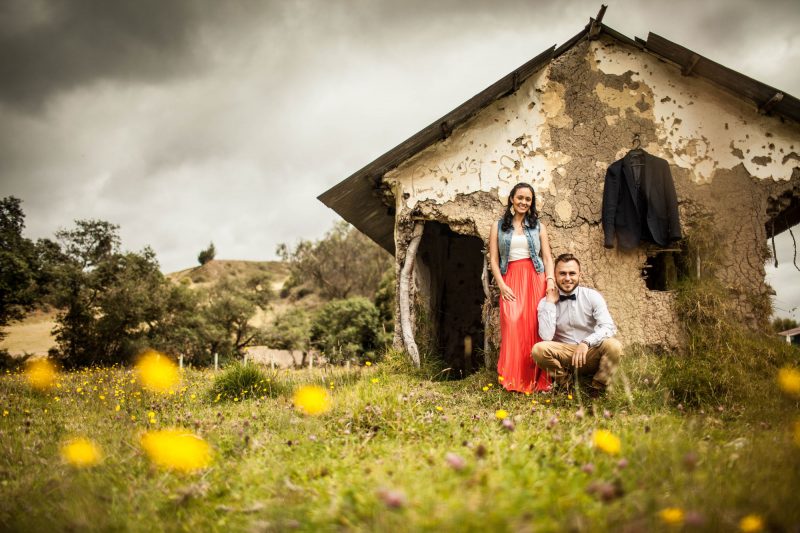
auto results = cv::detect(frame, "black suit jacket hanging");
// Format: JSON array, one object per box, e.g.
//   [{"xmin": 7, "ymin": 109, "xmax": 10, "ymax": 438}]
[{"xmin": 602, "ymin": 151, "xmax": 681, "ymax": 249}]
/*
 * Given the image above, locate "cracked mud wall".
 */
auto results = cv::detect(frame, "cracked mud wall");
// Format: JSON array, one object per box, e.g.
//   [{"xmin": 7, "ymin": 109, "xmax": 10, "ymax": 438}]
[{"xmin": 387, "ymin": 34, "xmax": 800, "ymax": 365}]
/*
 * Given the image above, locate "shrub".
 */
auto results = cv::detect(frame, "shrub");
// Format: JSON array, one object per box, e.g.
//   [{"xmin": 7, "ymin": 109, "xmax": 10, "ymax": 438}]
[
  {"xmin": 209, "ymin": 363, "xmax": 289, "ymax": 401},
  {"xmin": 661, "ymin": 278, "xmax": 796, "ymax": 408},
  {"xmin": 263, "ymin": 308, "xmax": 312, "ymax": 351},
  {"xmin": 310, "ymin": 297, "xmax": 388, "ymax": 364}
]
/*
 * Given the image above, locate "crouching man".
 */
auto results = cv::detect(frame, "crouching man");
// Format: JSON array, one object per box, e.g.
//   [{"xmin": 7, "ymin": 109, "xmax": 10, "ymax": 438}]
[{"xmin": 532, "ymin": 253, "xmax": 622, "ymax": 397}]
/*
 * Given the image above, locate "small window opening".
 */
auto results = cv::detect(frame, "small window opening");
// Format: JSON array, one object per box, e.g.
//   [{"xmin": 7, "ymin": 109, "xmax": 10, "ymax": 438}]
[{"xmin": 641, "ymin": 245, "xmax": 693, "ymax": 291}]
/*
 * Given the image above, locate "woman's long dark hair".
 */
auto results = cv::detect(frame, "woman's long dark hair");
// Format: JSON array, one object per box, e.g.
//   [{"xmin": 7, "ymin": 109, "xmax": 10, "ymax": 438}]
[{"xmin": 501, "ymin": 182, "xmax": 538, "ymax": 232}]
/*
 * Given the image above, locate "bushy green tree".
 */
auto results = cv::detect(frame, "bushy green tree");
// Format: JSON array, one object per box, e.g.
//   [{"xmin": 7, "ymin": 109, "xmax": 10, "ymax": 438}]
[
  {"xmin": 0, "ymin": 197, "xmax": 42, "ymax": 339},
  {"xmin": 263, "ymin": 307, "xmax": 312, "ymax": 351},
  {"xmin": 277, "ymin": 221, "xmax": 392, "ymax": 300},
  {"xmin": 772, "ymin": 317, "xmax": 799, "ymax": 333},
  {"xmin": 310, "ymin": 297, "xmax": 387, "ymax": 364},
  {"xmin": 198, "ymin": 242, "xmax": 216, "ymax": 265},
  {"xmin": 49, "ymin": 220, "xmax": 169, "ymax": 366}
]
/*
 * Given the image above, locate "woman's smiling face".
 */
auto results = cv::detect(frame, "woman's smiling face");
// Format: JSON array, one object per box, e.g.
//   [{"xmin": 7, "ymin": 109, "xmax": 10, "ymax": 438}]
[{"xmin": 511, "ymin": 187, "xmax": 533, "ymax": 215}]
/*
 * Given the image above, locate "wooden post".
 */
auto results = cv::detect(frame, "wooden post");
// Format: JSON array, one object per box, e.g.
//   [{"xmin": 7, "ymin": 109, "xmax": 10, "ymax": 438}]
[
  {"xmin": 270, "ymin": 352, "xmax": 275, "ymax": 370},
  {"xmin": 243, "ymin": 350, "xmax": 248, "ymax": 366},
  {"xmin": 481, "ymin": 256, "xmax": 491, "ymax": 368},
  {"xmin": 214, "ymin": 352, "xmax": 219, "ymax": 372},
  {"xmin": 399, "ymin": 222, "xmax": 424, "ymax": 368},
  {"xmin": 179, "ymin": 354, "xmax": 183, "ymax": 370}
]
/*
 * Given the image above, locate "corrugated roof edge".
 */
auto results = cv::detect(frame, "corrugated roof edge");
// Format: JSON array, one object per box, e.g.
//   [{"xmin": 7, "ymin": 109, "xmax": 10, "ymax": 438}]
[{"xmin": 318, "ymin": 20, "xmax": 800, "ymax": 255}]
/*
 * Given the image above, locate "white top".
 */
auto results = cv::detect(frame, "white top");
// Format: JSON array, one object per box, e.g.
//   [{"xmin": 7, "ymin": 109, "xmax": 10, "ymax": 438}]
[{"xmin": 508, "ymin": 233, "xmax": 530, "ymax": 261}]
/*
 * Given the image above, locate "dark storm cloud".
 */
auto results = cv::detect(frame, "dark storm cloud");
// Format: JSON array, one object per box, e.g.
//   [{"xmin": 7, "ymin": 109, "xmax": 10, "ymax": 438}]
[{"xmin": 0, "ymin": 0, "xmax": 283, "ymax": 111}]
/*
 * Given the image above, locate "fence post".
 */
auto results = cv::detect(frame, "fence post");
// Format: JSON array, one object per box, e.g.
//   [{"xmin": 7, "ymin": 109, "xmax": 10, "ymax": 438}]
[
  {"xmin": 179, "ymin": 354, "xmax": 183, "ymax": 370},
  {"xmin": 270, "ymin": 352, "xmax": 275, "ymax": 370},
  {"xmin": 214, "ymin": 352, "xmax": 219, "ymax": 372}
]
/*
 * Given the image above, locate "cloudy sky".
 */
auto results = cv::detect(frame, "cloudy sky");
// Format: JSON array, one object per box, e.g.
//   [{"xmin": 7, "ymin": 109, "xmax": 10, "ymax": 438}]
[{"xmin": 1, "ymin": 0, "xmax": 798, "ymax": 318}]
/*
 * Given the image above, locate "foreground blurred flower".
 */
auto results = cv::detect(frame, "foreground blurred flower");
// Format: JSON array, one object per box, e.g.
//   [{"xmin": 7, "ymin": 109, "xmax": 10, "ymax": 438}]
[
  {"xmin": 777, "ymin": 367, "xmax": 800, "ymax": 397},
  {"xmin": 140, "ymin": 429, "xmax": 212, "ymax": 473},
  {"xmin": 25, "ymin": 359, "xmax": 57, "ymax": 391},
  {"xmin": 659, "ymin": 507, "xmax": 684, "ymax": 526},
  {"xmin": 739, "ymin": 514, "xmax": 764, "ymax": 532},
  {"xmin": 293, "ymin": 385, "xmax": 331, "ymax": 416},
  {"xmin": 592, "ymin": 429, "xmax": 621, "ymax": 455},
  {"xmin": 135, "ymin": 350, "xmax": 179, "ymax": 393},
  {"xmin": 377, "ymin": 487, "xmax": 406, "ymax": 509},
  {"xmin": 495, "ymin": 409, "xmax": 508, "ymax": 420},
  {"xmin": 445, "ymin": 452, "xmax": 466, "ymax": 471},
  {"xmin": 60, "ymin": 437, "xmax": 102, "ymax": 468}
]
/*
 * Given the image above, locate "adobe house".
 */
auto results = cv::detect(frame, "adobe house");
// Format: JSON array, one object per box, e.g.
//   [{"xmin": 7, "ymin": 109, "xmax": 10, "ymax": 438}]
[{"xmin": 319, "ymin": 10, "xmax": 800, "ymax": 373}]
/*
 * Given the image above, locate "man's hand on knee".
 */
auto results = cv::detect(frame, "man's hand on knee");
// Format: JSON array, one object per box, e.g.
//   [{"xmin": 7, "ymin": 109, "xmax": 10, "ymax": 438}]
[{"xmin": 572, "ymin": 341, "xmax": 589, "ymax": 369}]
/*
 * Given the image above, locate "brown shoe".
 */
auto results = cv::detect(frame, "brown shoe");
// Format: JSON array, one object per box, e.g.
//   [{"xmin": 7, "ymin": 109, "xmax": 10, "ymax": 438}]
[{"xmin": 587, "ymin": 379, "xmax": 607, "ymax": 399}]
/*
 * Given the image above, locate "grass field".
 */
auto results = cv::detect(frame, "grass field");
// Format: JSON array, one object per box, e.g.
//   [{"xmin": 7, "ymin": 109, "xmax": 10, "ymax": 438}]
[{"xmin": 1, "ymin": 348, "xmax": 799, "ymax": 532}]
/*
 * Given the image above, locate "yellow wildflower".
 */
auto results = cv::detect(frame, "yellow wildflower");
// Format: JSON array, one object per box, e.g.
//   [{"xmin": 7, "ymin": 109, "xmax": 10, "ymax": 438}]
[
  {"xmin": 115, "ymin": 405, "xmax": 121, "ymax": 412},
  {"xmin": 371, "ymin": 378, "xmax": 380, "ymax": 384},
  {"xmin": 435, "ymin": 406, "xmax": 443, "ymax": 412},
  {"xmin": 659, "ymin": 507, "xmax": 684, "ymax": 526},
  {"xmin": 292, "ymin": 385, "xmax": 331, "ymax": 416},
  {"xmin": 140, "ymin": 429, "xmax": 212, "ymax": 473},
  {"xmin": 739, "ymin": 514, "xmax": 764, "ymax": 532},
  {"xmin": 2, "ymin": 410, "xmax": 8, "ymax": 416},
  {"xmin": 495, "ymin": 409, "xmax": 509, "ymax": 420},
  {"xmin": 482, "ymin": 386, "xmax": 489, "ymax": 392},
  {"xmin": 777, "ymin": 367, "xmax": 800, "ymax": 397},
  {"xmin": 25, "ymin": 359, "xmax": 57, "ymax": 391},
  {"xmin": 135, "ymin": 350, "xmax": 179, "ymax": 393},
  {"xmin": 365, "ymin": 361, "xmax": 372, "ymax": 366},
  {"xmin": 498, "ymin": 376, "xmax": 504, "ymax": 382},
  {"xmin": 592, "ymin": 429, "xmax": 621, "ymax": 455},
  {"xmin": 60, "ymin": 437, "xmax": 103, "ymax": 468}
]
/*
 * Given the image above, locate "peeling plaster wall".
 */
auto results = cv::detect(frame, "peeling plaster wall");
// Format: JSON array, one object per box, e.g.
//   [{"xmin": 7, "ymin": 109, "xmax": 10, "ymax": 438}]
[
  {"xmin": 388, "ymin": 35, "xmax": 800, "ymax": 363},
  {"xmin": 592, "ymin": 41, "xmax": 799, "ymax": 184}
]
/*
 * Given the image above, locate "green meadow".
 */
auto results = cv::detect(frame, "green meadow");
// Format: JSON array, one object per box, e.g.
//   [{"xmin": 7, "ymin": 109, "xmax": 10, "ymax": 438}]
[{"xmin": 1, "ymin": 345, "xmax": 799, "ymax": 532}]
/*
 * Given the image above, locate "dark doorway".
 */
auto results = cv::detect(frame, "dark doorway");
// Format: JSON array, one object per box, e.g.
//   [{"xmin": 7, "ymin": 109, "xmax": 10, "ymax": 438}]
[{"xmin": 416, "ymin": 222, "xmax": 485, "ymax": 378}]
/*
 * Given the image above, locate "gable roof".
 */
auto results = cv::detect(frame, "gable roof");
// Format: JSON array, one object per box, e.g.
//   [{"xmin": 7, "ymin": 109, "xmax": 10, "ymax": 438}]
[{"xmin": 318, "ymin": 17, "xmax": 800, "ymax": 255}]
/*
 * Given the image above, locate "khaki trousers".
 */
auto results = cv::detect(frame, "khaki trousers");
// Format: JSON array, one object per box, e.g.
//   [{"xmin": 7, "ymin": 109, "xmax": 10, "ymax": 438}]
[{"xmin": 531, "ymin": 338, "xmax": 622, "ymax": 385}]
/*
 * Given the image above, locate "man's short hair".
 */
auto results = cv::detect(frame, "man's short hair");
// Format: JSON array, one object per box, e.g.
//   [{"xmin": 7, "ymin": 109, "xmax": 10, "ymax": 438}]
[{"xmin": 555, "ymin": 253, "xmax": 581, "ymax": 270}]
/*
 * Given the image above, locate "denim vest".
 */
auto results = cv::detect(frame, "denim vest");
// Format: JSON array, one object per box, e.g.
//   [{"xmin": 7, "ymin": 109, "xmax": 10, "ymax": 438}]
[{"xmin": 498, "ymin": 218, "xmax": 544, "ymax": 275}]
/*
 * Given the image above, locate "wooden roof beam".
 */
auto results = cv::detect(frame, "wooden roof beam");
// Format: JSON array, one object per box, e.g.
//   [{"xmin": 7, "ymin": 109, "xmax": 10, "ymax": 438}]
[
  {"xmin": 588, "ymin": 4, "xmax": 608, "ymax": 40},
  {"xmin": 681, "ymin": 53, "xmax": 700, "ymax": 76},
  {"xmin": 759, "ymin": 92, "xmax": 784, "ymax": 114}
]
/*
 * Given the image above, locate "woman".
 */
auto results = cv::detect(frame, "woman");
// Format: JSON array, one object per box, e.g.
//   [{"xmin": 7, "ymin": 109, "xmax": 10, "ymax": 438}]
[{"xmin": 489, "ymin": 182, "xmax": 554, "ymax": 393}]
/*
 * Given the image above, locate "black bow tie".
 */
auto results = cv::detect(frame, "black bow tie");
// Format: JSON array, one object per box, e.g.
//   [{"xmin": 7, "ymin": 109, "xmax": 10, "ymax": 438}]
[{"xmin": 559, "ymin": 294, "xmax": 576, "ymax": 302}]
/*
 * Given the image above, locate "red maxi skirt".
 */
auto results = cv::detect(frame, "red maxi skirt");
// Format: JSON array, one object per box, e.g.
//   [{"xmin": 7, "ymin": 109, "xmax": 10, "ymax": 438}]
[{"xmin": 497, "ymin": 258, "xmax": 551, "ymax": 393}]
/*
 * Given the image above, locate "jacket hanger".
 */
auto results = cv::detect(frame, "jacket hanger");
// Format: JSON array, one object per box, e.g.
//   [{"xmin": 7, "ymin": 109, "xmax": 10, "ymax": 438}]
[{"xmin": 628, "ymin": 134, "xmax": 645, "ymax": 166}]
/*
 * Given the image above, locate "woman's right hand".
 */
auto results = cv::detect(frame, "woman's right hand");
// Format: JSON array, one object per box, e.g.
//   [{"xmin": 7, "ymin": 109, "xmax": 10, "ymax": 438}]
[{"xmin": 500, "ymin": 284, "xmax": 516, "ymax": 302}]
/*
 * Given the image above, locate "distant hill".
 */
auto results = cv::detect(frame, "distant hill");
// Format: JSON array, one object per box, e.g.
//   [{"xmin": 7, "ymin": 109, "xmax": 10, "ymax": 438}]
[{"xmin": 1, "ymin": 259, "xmax": 321, "ymax": 357}]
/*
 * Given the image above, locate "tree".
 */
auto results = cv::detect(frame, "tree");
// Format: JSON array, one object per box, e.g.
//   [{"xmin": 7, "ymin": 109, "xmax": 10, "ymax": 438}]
[
  {"xmin": 310, "ymin": 297, "xmax": 388, "ymax": 363},
  {"xmin": 49, "ymin": 220, "xmax": 169, "ymax": 367},
  {"xmin": 0, "ymin": 197, "xmax": 40, "ymax": 339},
  {"xmin": 263, "ymin": 307, "xmax": 312, "ymax": 351},
  {"xmin": 198, "ymin": 242, "xmax": 216, "ymax": 265},
  {"xmin": 277, "ymin": 221, "xmax": 393, "ymax": 300},
  {"xmin": 772, "ymin": 317, "xmax": 799, "ymax": 333}
]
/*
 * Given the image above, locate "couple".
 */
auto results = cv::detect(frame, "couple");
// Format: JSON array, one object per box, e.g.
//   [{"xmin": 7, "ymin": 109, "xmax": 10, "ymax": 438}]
[{"xmin": 488, "ymin": 182, "xmax": 622, "ymax": 396}]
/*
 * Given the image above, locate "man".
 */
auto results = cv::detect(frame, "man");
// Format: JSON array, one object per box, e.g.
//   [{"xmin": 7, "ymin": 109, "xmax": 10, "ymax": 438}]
[{"xmin": 532, "ymin": 253, "xmax": 622, "ymax": 396}]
